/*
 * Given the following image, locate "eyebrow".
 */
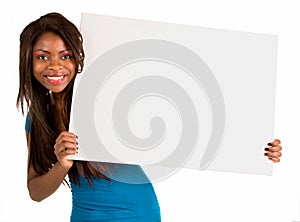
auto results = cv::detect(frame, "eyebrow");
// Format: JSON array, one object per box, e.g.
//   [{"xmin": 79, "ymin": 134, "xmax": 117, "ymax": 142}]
[{"xmin": 34, "ymin": 49, "xmax": 72, "ymax": 54}]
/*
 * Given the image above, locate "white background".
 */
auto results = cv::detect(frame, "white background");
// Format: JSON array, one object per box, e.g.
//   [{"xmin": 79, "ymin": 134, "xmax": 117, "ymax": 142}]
[{"xmin": 0, "ymin": 0, "xmax": 299, "ymax": 221}]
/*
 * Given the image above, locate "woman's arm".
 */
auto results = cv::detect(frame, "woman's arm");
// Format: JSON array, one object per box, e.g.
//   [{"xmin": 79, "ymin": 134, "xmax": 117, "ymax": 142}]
[
  {"xmin": 27, "ymin": 160, "xmax": 69, "ymax": 202},
  {"xmin": 26, "ymin": 131, "xmax": 77, "ymax": 202}
]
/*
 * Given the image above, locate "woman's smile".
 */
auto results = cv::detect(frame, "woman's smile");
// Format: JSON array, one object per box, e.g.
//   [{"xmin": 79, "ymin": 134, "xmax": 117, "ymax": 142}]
[{"xmin": 43, "ymin": 73, "xmax": 68, "ymax": 84}]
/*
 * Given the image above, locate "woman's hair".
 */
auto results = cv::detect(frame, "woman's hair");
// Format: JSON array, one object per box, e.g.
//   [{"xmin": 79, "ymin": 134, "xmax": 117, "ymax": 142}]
[{"xmin": 16, "ymin": 12, "xmax": 106, "ymax": 186}]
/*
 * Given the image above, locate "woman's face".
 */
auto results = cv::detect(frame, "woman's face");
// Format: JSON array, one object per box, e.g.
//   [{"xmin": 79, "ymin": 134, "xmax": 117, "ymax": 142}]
[{"xmin": 32, "ymin": 32, "xmax": 76, "ymax": 93}]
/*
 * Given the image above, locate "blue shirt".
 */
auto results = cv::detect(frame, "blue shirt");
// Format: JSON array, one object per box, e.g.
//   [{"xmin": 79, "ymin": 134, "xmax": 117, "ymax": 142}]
[
  {"xmin": 70, "ymin": 176, "xmax": 161, "ymax": 221},
  {"xmin": 25, "ymin": 114, "xmax": 161, "ymax": 221}
]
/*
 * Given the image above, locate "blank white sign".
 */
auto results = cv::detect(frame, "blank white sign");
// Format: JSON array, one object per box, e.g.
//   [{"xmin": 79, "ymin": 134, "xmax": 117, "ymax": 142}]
[{"xmin": 68, "ymin": 13, "xmax": 277, "ymax": 182}]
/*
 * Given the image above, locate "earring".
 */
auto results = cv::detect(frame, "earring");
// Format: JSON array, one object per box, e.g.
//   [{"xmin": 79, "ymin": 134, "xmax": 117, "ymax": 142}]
[{"xmin": 49, "ymin": 90, "xmax": 55, "ymax": 105}]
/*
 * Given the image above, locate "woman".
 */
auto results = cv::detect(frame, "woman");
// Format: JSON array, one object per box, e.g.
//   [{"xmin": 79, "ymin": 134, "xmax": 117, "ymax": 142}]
[
  {"xmin": 17, "ymin": 12, "xmax": 161, "ymax": 221},
  {"xmin": 16, "ymin": 12, "xmax": 281, "ymax": 222}
]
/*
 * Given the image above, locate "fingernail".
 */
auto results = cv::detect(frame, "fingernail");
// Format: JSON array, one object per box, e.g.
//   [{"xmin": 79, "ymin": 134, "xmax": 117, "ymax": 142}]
[
  {"xmin": 269, "ymin": 157, "xmax": 273, "ymax": 160},
  {"xmin": 76, "ymin": 135, "xmax": 78, "ymax": 138},
  {"xmin": 267, "ymin": 143, "xmax": 272, "ymax": 146},
  {"xmin": 264, "ymin": 148, "xmax": 269, "ymax": 151},
  {"xmin": 264, "ymin": 153, "xmax": 268, "ymax": 156},
  {"xmin": 76, "ymin": 141, "xmax": 78, "ymax": 145},
  {"xmin": 77, "ymin": 146, "xmax": 79, "ymax": 150}
]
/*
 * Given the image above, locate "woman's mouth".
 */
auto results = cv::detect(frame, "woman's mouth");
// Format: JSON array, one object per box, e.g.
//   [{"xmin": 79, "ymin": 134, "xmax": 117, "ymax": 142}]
[{"xmin": 44, "ymin": 74, "xmax": 67, "ymax": 84}]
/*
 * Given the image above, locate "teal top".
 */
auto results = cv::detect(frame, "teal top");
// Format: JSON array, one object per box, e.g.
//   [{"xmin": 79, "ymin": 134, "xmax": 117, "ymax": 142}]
[
  {"xmin": 25, "ymin": 114, "xmax": 161, "ymax": 221},
  {"xmin": 70, "ymin": 176, "xmax": 160, "ymax": 221}
]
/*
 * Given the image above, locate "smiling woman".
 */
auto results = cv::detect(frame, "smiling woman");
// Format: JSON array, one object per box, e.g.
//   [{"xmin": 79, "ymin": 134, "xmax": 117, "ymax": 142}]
[
  {"xmin": 32, "ymin": 32, "xmax": 76, "ymax": 93},
  {"xmin": 15, "ymin": 11, "xmax": 281, "ymax": 222},
  {"xmin": 16, "ymin": 12, "xmax": 161, "ymax": 222}
]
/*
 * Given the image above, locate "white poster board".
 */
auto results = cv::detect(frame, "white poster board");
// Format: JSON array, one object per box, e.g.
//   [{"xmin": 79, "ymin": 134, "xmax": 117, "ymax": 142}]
[{"xmin": 69, "ymin": 13, "xmax": 277, "ymax": 182}]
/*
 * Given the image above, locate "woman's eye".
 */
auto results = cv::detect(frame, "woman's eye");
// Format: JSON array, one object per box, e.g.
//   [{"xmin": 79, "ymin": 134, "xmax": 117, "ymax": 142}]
[
  {"xmin": 62, "ymin": 54, "xmax": 72, "ymax": 60},
  {"xmin": 37, "ymin": 55, "xmax": 48, "ymax": 60}
]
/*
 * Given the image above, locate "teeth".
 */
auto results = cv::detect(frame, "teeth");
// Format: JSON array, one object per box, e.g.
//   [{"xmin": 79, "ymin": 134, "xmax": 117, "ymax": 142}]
[{"xmin": 47, "ymin": 76, "xmax": 64, "ymax": 80}]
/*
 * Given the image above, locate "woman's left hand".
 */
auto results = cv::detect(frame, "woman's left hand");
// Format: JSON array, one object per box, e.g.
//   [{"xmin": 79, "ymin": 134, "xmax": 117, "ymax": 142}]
[{"xmin": 264, "ymin": 139, "xmax": 282, "ymax": 163}]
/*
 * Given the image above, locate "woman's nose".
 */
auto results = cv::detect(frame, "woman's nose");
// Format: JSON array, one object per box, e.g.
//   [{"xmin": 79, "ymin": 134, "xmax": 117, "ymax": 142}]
[{"xmin": 48, "ymin": 57, "xmax": 63, "ymax": 71}]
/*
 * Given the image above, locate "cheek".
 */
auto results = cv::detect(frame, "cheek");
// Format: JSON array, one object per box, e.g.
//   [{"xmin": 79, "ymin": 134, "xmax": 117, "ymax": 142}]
[
  {"xmin": 32, "ymin": 64, "xmax": 42, "ymax": 80},
  {"xmin": 32, "ymin": 60, "xmax": 45, "ymax": 75},
  {"xmin": 67, "ymin": 62, "xmax": 77, "ymax": 75}
]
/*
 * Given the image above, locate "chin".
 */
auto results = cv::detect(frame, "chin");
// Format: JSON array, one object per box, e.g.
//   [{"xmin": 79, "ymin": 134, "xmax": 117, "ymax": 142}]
[{"xmin": 49, "ymin": 86, "xmax": 68, "ymax": 94}]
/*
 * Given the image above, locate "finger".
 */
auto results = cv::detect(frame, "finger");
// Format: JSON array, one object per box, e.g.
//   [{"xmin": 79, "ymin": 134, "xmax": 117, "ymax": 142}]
[
  {"xmin": 55, "ymin": 134, "xmax": 77, "ymax": 144},
  {"xmin": 55, "ymin": 141, "xmax": 77, "ymax": 153},
  {"xmin": 64, "ymin": 147, "xmax": 78, "ymax": 155},
  {"xmin": 56, "ymin": 147, "xmax": 77, "ymax": 160},
  {"xmin": 265, "ymin": 145, "xmax": 282, "ymax": 152},
  {"xmin": 267, "ymin": 139, "xmax": 281, "ymax": 146},
  {"xmin": 54, "ymin": 144, "xmax": 77, "ymax": 158},
  {"xmin": 268, "ymin": 157, "xmax": 280, "ymax": 163},
  {"xmin": 265, "ymin": 151, "xmax": 282, "ymax": 158}
]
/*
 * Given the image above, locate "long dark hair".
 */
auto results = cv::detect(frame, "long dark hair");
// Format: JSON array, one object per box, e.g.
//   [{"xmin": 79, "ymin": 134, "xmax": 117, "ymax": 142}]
[{"xmin": 17, "ymin": 12, "xmax": 106, "ymax": 186}]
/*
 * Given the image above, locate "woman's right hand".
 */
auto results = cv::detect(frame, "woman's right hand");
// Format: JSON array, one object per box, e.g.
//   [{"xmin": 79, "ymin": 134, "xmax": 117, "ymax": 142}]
[{"xmin": 54, "ymin": 131, "xmax": 78, "ymax": 170}]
